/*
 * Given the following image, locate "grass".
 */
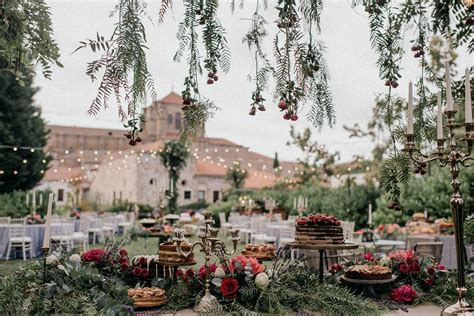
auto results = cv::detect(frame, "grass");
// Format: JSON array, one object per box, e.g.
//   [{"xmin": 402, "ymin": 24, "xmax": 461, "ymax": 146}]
[{"xmin": 0, "ymin": 233, "xmax": 247, "ymax": 277}]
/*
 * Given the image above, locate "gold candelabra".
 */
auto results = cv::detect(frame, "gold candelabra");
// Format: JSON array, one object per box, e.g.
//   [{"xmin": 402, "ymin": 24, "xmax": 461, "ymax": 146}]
[
  {"xmin": 404, "ymin": 110, "xmax": 474, "ymax": 316},
  {"xmin": 172, "ymin": 210, "xmax": 240, "ymax": 312}
]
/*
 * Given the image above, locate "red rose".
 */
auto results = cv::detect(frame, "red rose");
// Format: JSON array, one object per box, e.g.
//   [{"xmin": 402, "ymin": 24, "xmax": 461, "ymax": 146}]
[
  {"xmin": 437, "ymin": 264, "xmax": 446, "ymax": 271},
  {"xmin": 119, "ymin": 249, "xmax": 128, "ymax": 257},
  {"xmin": 390, "ymin": 285, "xmax": 417, "ymax": 304},
  {"xmin": 81, "ymin": 248, "xmax": 106, "ymax": 263},
  {"xmin": 199, "ymin": 266, "xmax": 206, "ymax": 279},
  {"xmin": 399, "ymin": 263, "xmax": 409, "ymax": 274},
  {"xmin": 120, "ymin": 262, "xmax": 129, "ymax": 272},
  {"xmin": 139, "ymin": 257, "xmax": 147, "ymax": 266},
  {"xmin": 424, "ymin": 278, "xmax": 434, "ymax": 286},
  {"xmin": 186, "ymin": 268, "xmax": 195, "ymax": 278},
  {"xmin": 329, "ymin": 263, "xmax": 343, "ymax": 274},
  {"xmin": 119, "ymin": 257, "xmax": 128, "ymax": 264},
  {"xmin": 427, "ymin": 267, "xmax": 435, "ymax": 276},
  {"xmin": 176, "ymin": 268, "xmax": 184, "ymax": 277},
  {"xmin": 221, "ymin": 278, "xmax": 239, "ymax": 299},
  {"xmin": 141, "ymin": 269, "xmax": 149, "ymax": 278},
  {"xmin": 409, "ymin": 262, "xmax": 420, "ymax": 272},
  {"xmin": 133, "ymin": 267, "xmax": 142, "ymax": 276}
]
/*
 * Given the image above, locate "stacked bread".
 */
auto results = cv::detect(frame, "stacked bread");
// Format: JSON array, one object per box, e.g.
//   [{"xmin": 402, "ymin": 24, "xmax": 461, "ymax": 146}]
[
  {"xmin": 241, "ymin": 244, "xmax": 276, "ymax": 260},
  {"xmin": 158, "ymin": 240, "xmax": 194, "ymax": 264},
  {"xmin": 128, "ymin": 287, "xmax": 166, "ymax": 308}
]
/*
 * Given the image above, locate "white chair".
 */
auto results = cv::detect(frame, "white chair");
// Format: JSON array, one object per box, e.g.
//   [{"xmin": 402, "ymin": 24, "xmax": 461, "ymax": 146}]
[
  {"xmin": 341, "ymin": 221, "xmax": 355, "ymax": 242},
  {"xmin": 219, "ymin": 212, "xmax": 233, "ymax": 234},
  {"xmin": 6, "ymin": 218, "xmax": 32, "ymax": 260},
  {"xmin": 251, "ymin": 217, "xmax": 277, "ymax": 244},
  {"xmin": 82, "ymin": 216, "xmax": 104, "ymax": 244},
  {"xmin": 70, "ymin": 218, "xmax": 88, "ymax": 251},
  {"xmin": 279, "ymin": 225, "xmax": 296, "ymax": 260},
  {"xmin": 100, "ymin": 216, "xmax": 116, "ymax": 241},
  {"xmin": 51, "ymin": 219, "xmax": 75, "ymax": 251}
]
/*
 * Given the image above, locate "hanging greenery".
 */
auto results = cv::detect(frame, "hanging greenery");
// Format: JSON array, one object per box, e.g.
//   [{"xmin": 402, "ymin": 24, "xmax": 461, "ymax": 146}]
[
  {"xmin": 74, "ymin": 0, "xmax": 157, "ymax": 143},
  {"xmin": 0, "ymin": 0, "xmax": 62, "ymax": 80}
]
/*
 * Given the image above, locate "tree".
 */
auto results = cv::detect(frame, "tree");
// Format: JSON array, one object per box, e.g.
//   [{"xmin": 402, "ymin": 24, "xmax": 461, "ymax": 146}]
[
  {"xmin": 226, "ymin": 161, "xmax": 248, "ymax": 191},
  {"xmin": 287, "ymin": 126, "xmax": 339, "ymax": 185},
  {"xmin": 273, "ymin": 152, "xmax": 280, "ymax": 170},
  {"xmin": 159, "ymin": 140, "xmax": 188, "ymax": 213},
  {"xmin": 0, "ymin": 61, "xmax": 50, "ymax": 193}
]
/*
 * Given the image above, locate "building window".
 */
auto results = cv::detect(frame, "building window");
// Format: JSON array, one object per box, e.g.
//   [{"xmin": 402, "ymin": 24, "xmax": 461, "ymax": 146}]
[
  {"xmin": 197, "ymin": 190, "xmax": 205, "ymax": 201},
  {"xmin": 184, "ymin": 191, "xmax": 191, "ymax": 200},
  {"xmin": 167, "ymin": 114, "xmax": 173, "ymax": 127},
  {"xmin": 175, "ymin": 113, "xmax": 181, "ymax": 130},
  {"xmin": 57, "ymin": 189, "xmax": 64, "ymax": 202},
  {"xmin": 213, "ymin": 191, "xmax": 220, "ymax": 202},
  {"xmin": 149, "ymin": 178, "xmax": 156, "ymax": 185},
  {"xmin": 119, "ymin": 191, "xmax": 123, "ymax": 201}
]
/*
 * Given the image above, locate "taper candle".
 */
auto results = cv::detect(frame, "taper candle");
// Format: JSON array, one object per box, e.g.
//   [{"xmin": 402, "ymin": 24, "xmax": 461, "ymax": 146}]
[
  {"xmin": 466, "ymin": 68, "xmax": 472, "ymax": 124},
  {"xmin": 368, "ymin": 203, "xmax": 373, "ymax": 226},
  {"xmin": 445, "ymin": 60, "xmax": 454, "ymax": 111},
  {"xmin": 25, "ymin": 192, "xmax": 29, "ymax": 206},
  {"xmin": 43, "ymin": 193, "xmax": 53, "ymax": 249},
  {"xmin": 407, "ymin": 81, "xmax": 414, "ymax": 134},
  {"xmin": 32, "ymin": 191, "xmax": 36, "ymax": 210},
  {"xmin": 437, "ymin": 92, "xmax": 444, "ymax": 140}
]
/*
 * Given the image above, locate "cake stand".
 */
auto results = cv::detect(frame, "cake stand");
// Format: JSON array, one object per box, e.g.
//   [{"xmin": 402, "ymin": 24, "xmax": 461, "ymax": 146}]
[
  {"xmin": 156, "ymin": 260, "xmax": 197, "ymax": 283},
  {"xmin": 289, "ymin": 242, "xmax": 359, "ymax": 283},
  {"xmin": 340, "ymin": 275, "xmax": 396, "ymax": 298}
]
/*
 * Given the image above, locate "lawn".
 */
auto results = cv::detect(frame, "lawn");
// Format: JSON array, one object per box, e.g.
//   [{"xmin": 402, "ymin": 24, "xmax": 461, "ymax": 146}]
[{"xmin": 0, "ymin": 234, "xmax": 246, "ymax": 277}]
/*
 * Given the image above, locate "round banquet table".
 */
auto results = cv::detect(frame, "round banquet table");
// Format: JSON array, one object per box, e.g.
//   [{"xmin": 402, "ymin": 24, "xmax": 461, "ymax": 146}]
[
  {"xmin": 0, "ymin": 223, "xmax": 74, "ymax": 259},
  {"xmin": 290, "ymin": 242, "xmax": 359, "ymax": 283}
]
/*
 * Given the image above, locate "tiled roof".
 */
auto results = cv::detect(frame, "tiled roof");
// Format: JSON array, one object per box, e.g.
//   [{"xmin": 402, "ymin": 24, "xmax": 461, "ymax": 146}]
[
  {"xmin": 159, "ymin": 92, "xmax": 182, "ymax": 105},
  {"xmin": 43, "ymin": 166, "xmax": 84, "ymax": 182},
  {"xmin": 47, "ymin": 125, "xmax": 124, "ymax": 138},
  {"xmin": 195, "ymin": 160, "xmax": 277, "ymax": 189},
  {"xmin": 199, "ymin": 137, "xmax": 240, "ymax": 147},
  {"xmin": 196, "ymin": 160, "xmax": 227, "ymax": 176}
]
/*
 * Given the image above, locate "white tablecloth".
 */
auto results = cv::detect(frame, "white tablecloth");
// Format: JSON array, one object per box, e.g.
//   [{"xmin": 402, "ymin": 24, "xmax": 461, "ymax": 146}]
[{"xmin": 0, "ymin": 223, "xmax": 74, "ymax": 259}]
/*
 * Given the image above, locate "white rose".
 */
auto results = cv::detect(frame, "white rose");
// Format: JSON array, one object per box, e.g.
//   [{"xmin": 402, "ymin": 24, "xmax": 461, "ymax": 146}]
[
  {"xmin": 255, "ymin": 272, "xmax": 270, "ymax": 289},
  {"xmin": 69, "ymin": 254, "xmax": 81, "ymax": 265},
  {"xmin": 214, "ymin": 267, "xmax": 226, "ymax": 279},
  {"xmin": 46, "ymin": 255, "xmax": 59, "ymax": 266}
]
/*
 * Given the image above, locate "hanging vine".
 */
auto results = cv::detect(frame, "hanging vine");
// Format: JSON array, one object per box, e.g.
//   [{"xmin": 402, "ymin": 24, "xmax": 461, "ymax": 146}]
[
  {"xmin": 75, "ymin": 0, "xmax": 157, "ymax": 145},
  {"xmin": 243, "ymin": 2, "xmax": 273, "ymax": 116}
]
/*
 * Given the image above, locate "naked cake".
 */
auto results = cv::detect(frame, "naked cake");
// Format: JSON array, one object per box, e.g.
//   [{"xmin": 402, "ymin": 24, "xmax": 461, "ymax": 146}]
[
  {"xmin": 158, "ymin": 240, "xmax": 195, "ymax": 264},
  {"xmin": 295, "ymin": 213, "xmax": 344, "ymax": 245}
]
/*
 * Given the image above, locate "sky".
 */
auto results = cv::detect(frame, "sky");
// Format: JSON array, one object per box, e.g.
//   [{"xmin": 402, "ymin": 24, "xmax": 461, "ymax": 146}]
[{"xmin": 35, "ymin": 0, "xmax": 470, "ymax": 163}]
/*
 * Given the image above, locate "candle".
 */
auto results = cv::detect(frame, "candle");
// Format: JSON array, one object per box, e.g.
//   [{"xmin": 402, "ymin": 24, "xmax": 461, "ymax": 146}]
[
  {"xmin": 368, "ymin": 203, "xmax": 373, "ymax": 226},
  {"xmin": 170, "ymin": 178, "xmax": 174, "ymax": 195},
  {"xmin": 293, "ymin": 198, "xmax": 297, "ymax": 210},
  {"xmin": 466, "ymin": 68, "xmax": 472, "ymax": 124},
  {"xmin": 32, "ymin": 191, "xmax": 36, "ymax": 210},
  {"xmin": 407, "ymin": 81, "xmax": 414, "ymax": 134},
  {"xmin": 437, "ymin": 92, "xmax": 444, "ymax": 140},
  {"xmin": 25, "ymin": 192, "xmax": 29, "ymax": 206},
  {"xmin": 39, "ymin": 192, "xmax": 43, "ymax": 206},
  {"xmin": 43, "ymin": 193, "xmax": 53, "ymax": 249},
  {"xmin": 424, "ymin": 209, "xmax": 428, "ymax": 219},
  {"xmin": 446, "ymin": 60, "xmax": 454, "ymax": 111}
]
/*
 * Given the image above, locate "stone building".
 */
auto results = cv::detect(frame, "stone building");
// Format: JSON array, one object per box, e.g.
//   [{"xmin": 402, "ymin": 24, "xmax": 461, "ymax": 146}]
[{"xmin": 39, "ymin": 92, "xmax": 298, "ymax": 206}]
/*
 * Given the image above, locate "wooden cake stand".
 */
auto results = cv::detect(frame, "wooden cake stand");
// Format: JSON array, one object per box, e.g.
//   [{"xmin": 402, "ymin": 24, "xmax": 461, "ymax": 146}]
[
  {"xmin": 290, "ymin": 242, "xmax": 359, "ymax": 283},
  {"xmin": 156, "ymin": 260, "xmax": 197, "ymax": 282}
]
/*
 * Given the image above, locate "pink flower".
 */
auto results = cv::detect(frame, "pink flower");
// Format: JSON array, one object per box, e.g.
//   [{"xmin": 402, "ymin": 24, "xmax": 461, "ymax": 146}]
[
  {"xmin": 229, "ymin": 255, "xmax": 263, "ymax": 275},
  {"xmin": 424, "ymin": 278, "xmax": 434, "ymax": 286},
  {"xmin": 399, "ymin": 263, "xmax": 409, "ymax": 274},
  {"xmin": 390, "ymin": 285, "xmax": 418, "ymax": 304},
  {"xmin": 437, "ymin": 264, "xmax": 446, "ymax": 271}
]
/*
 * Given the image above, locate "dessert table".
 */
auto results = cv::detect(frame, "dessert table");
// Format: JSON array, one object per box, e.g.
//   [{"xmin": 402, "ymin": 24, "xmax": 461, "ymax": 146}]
[{"xmin": 290, "ymin": 242, "xmax": 359, "ymax": 283}]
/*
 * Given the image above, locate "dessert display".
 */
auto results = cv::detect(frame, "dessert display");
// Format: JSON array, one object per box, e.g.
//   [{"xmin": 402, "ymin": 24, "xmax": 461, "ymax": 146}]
[
  {"xmin": 158, "ymin": 240, "xmax": 195, "ymax": 264},
  {"xmin": 241, "ymin": 244, "xmax": 276, "ymax": 260},
  {"xmin": 128, "ymin": 287, "xmax": 166, "ymax": 308},
  {"xmin": 344, "ymin": 265, "xmax": 392, "ymax": 281},
  {"xmin": 132, "ymin": 255, "xmax": 175, "ymax": 279},
  {"xmin": 295, "ymin": 213, "xmax": 344, "ymax": 245}
]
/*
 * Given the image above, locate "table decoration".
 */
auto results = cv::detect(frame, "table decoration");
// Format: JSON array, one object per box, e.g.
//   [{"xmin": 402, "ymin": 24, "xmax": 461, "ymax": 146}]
[
  {"xmin": 172, "ymin": 210, "xmax": 240, "ymax": 312},
  {"xmin": 403, "ymin": 61, "xmax": 474, "ymax": 315}
]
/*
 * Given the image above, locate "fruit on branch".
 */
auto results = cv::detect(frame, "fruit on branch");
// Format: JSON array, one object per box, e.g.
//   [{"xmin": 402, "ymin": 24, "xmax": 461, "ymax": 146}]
[
  {"xmin": 207, "ymin": 78, "xmax": 214, "ymax": 85},
  {"xmin": 258, "ymin": 104, "xmax": 266, "ymax": 111},
  {"xmin": 249, "ymin": 107, "xmax": 256, "ymax": 116},
  {"xmin": 278, "ymin": 100, "xmax": 287, "ymax": 110}
]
